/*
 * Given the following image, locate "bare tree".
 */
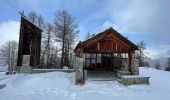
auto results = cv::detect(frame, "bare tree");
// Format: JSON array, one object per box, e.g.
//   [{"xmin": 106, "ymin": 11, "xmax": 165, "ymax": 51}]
[
  {"xmin": 155, "ymin": 59, "xmax": 161, "ymax": 70},
  {"xmin": 144, "ymin": 61, "xmax": 150, "ymax": 68},
  {"xmin": 27, "ymin": 11, "xmax": 48, "ymax": 68},
  {"xmin": 54, "ymin": 10, "xmax": 79, "ymax": 68},
  {"xmin": 136, "ymin": 41, "xmax": 147, "ymax": 67},
  {"xmin": 27, "ymin": 11, "xmax": 61, "ymax": 69},
  {"xmin": 37, "ymin": 15, "xmax": 46, "ymax": 29},
  {"xmin": 26, "ymin": 10, "xmax": 78, "ymax": 69},
  {"xmin": 49, "ymin": 46, "xmax": 60, "ymax": 68},
  {"xmin": 27, "ymin": 11, "xmax": 38, "ymax": 24},
  {"xmin": 27, "ymin": 11, "xmax": 46, "ymax": 30},
  {"xmin": 85, "ymin": 32, "xmax": 91, "ymax": 40},
  {"xmin": 0, "ymin": 40, "xmax": 18, "ymax": 73},
  {"xmin": 41, "ymin": 23, "xmax": 55, "ymax": 68}
]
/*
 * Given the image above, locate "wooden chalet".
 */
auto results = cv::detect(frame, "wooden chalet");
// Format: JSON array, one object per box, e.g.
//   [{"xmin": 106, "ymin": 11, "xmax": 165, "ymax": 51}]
[
  {"xmin": 17, "ymin": 15, "xmax": 42, "ymax": 67},
  {"xmin": 74, "ymin": 27, "xmax": 138, "ymax": 73}
]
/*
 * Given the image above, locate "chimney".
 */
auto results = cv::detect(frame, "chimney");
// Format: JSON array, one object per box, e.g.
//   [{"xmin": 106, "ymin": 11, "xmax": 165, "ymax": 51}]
[
  {"xmin": 109, "ymin": 27, "xmax": 113, "ymax": 29},
  {"xmin": 91, "ymin": 34, "xmax": 95, "ymax": 37}
]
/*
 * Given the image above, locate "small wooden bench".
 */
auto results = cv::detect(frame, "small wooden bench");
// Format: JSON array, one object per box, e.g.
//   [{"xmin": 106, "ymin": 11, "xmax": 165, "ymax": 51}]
[{"xmin": 119, "ymin": 75, "xmax": 150, "ymax": 86}]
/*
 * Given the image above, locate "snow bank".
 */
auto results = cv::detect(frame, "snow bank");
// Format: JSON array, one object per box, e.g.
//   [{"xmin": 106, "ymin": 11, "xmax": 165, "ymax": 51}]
[
  {"xmin": 0, "ymin": 68, "xmax": 170, "ymax": 100},
  {"xmin": 0, "ymin": 72, "xmax": 75, "ymax": 100}
]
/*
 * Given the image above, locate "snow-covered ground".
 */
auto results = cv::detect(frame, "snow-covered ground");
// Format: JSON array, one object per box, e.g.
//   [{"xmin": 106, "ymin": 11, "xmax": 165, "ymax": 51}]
[
  {"xmin": 0, "ymin": 65, "xmax": 7, "ymax": 72},
  {"xmin": 0, "ymin": 68, "xmax": 170, "ymax": 100}
]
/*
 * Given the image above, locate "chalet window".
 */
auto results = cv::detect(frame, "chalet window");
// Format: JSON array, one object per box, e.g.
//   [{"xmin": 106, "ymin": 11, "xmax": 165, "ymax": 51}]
[
  {"xmin": 97, "ymin": 54, "xmax": 101, "ymax": 63},
  {"xmin": 114, "ymin": 53, "xmax": 117, "ymax": 57},
  {"xmin": 86, "ymin": 59, "xmax": 90, "ymax": 67},
  {"xmin": 117, "ymin": 53, "xmax": 121, "ymax": 58},
  {"xmin": 126, "ymin": 53, "xmax": 129, "ymax": 58},
  {"xmin": 92, "ymin": 59, "xmax": 95, "ymax": 64},
  {"xmin": 106, "ymin": 53, "xmax": 111, "ymax": 57},
  {"xmin": 91, "ymin": 54, "xmax": 97, "ymax": 58},
  {"xmin": 121, "ymin": 53, "xmax": 125, "ymax": 58},
  {"xmin": 121, "ymin": 53, "xmax": 128, "ymax": 59},
  {"xmin": 85, "ymin": 53, "xmax": 90, "ymax": 58}
]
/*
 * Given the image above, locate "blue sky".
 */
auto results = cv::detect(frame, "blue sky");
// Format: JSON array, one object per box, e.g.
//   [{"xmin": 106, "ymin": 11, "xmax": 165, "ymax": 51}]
[{"xmin": 0, "ymin": 0, "xmax": 170, "ymax": 58}]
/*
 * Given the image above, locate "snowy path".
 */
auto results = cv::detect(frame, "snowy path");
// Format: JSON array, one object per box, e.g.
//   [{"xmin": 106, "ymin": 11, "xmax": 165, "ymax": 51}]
[
  {"xmin": 0, "ymin": 68, "xmax": 170, "ymax": 100},
  {"xmin": 0, "ymin": 72, "xmax": 11, "ymax": 85}
]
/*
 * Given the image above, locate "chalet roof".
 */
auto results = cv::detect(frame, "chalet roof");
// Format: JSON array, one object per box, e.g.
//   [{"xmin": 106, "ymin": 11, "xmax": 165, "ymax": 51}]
[{"xmin": 74, "ymin": 27, "xmax": 138, "ymax": 52}]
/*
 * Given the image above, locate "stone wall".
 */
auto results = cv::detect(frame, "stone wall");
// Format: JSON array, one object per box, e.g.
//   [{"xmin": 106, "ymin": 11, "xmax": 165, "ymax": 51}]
[
  {"xmin": 117, "ymin": 70, "xmax": 131, "ymax": 78},
  {"xmin": 70, "ymin": 53, "xmax": 85, "ymax": 84},
  {"xmin": 117, "ymin": 59, "xmax": 131, "ymax": 78},
  {"xmin": 120, "ymin": 75, "xmax": 150, "ymax": 86},
  {"xmin": 20, "ymin": 55, "xmax": 32, "ymax": 73},
  {"xmin": 121, "ymin": 59, "xmax": 128, "ymax": 70},
  {"xmin": 74, "ymin": 57, "xmax": 84, "ymax": 85},
  {"xmin": 32, "ymin": 69, "xmax": 75, "ymax": 73},
  {"xmin": 131, "ymin": 59, "xmax": 139, "ymax": 75}
]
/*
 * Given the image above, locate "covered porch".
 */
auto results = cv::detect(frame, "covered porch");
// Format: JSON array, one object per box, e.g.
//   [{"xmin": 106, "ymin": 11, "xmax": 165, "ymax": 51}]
[
  {"xmin": 82, "ymin": 51, "xmax": 138, "ymax": 81},
  {"xmin": 83, "ymin": 52, "xmax": 135, "ymax": 73}
]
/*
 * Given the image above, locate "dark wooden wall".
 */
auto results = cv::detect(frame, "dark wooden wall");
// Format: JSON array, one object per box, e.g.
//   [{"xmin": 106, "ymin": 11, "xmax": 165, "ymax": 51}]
[{"xmin": 17, "ymin": 16, "xmax": 42, "ymax": 67}]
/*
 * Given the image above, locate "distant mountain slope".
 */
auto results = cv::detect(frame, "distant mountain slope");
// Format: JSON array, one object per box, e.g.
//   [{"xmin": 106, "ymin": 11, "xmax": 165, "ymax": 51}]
[{"xmin": 148, "ymin": 57, "xmax": 169, "ymax": 70}]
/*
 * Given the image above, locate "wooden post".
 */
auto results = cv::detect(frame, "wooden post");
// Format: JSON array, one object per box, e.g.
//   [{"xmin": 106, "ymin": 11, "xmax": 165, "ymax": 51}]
[
  {"xmin": 85, "ymin": 53, "xmax": 86, "ymax": 68},
  {"xmin": 111, "ymin": 53, "xmax": 113, "ymax": 71},
  {"xmin": 128, "ymin": 51, "xmax": 132, "ymax": 74},
  {"xmin": 105, "ymin": 53, "xmax": 107, "ymax": 71},
  {"xmin": 90, "ymin": 53, "xmax": 92, "ymax": 70},
  {"xmin": 101, "ymin": 53, "xmax": 102, "ymax": 71},
  {"xmin": 95, "ymin": 53, "xmax": 97, "ymax": 69}
]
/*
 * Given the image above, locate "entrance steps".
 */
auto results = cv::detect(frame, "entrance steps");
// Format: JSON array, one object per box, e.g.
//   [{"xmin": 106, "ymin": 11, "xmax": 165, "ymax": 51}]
[{"xmin": 87, "ymin": 71, "xmax": 116, "ymax": 81}]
